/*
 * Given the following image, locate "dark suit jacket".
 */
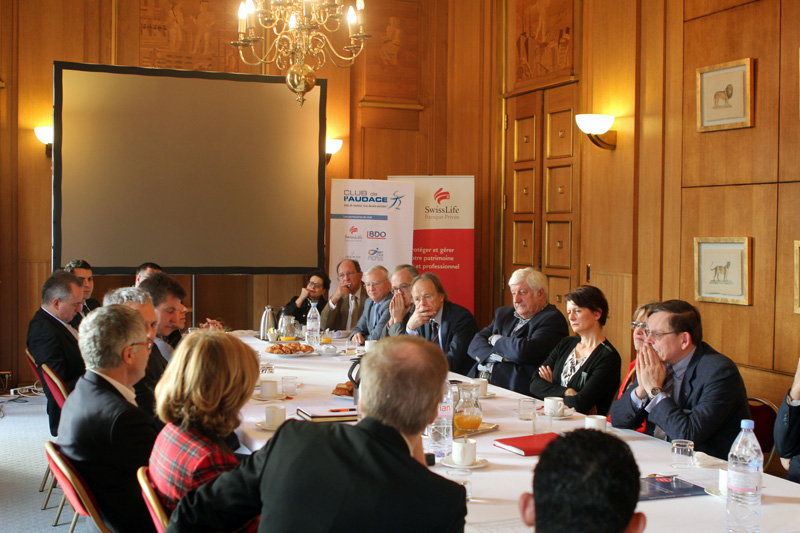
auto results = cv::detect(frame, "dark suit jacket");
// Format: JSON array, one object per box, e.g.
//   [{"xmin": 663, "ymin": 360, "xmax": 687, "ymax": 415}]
[
  {"xmin": 529, "ymin": 336, "xmax": 620, "ymax": 415},
  {"xmin": 609, "ymin": 342, "xmax": 750, "ymax": 459},
  {"xmin": 167, "ymin": 418, "xmax": 467, "ymax": 533},
  {"xmin": 320, "ymin": 286, "xmax": 368, "ymax": 331},
  {"xmin": 411, "ymin": 301, "xmax": 478, "ymax": 375},
  {"xmin": 349, "ymin": 294, "xmax": 391, "ymax": 341},
  {"xmin": 68, "ymin": 297, "xmax": 101, "ymax": 329},
  {"xmin": 26, "ymin": 308, "xmax": 85, "ymax": 435},
  {"xmin": 467, "ymin": 305, "xmax": 569, "ymax": 394},
  {"xmin": 133, "ymin": 344, "xmax": 169, "ymax": 420},
  {"xmin": 57, "ymin": 371, "xmax": 158, "ymax": 533},
  {"xmin": 775, "ymin": 394, "xmax": 800, "ymax": 483}
]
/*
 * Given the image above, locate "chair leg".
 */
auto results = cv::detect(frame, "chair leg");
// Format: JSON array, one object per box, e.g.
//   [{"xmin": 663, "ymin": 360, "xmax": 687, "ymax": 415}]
[
  {"xmin": 53, "ymin": 493, "xmax": 67, "ymax": 526},
  {"xmin": 68, "ymin": 510, "xmax": 79, "ymax": 533},
  {"xmin": 39, "ymin": 465, "xmax": 51, "ymax": 492},
  {"xmin": 42, "ymin": 476, "xmax": 57, "ymax": 510}
]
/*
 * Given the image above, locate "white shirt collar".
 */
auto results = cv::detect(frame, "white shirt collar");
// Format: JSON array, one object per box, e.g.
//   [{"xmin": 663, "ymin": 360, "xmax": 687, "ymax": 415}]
[{"xmin": 89, "ymin": 368, "xmax": 138, "ymax": 406}]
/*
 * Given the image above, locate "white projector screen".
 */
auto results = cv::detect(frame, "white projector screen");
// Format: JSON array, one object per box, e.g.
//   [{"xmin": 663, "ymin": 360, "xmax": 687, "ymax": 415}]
[{"xmin": 53, "ymin": 62, "xmax": 325, "ymax": 275}]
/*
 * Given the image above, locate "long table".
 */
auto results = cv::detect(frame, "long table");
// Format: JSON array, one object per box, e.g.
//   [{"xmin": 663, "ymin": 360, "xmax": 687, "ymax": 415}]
[{"xmin": 234, "ymin": 335, "xmax": 800, "ymax": 532}]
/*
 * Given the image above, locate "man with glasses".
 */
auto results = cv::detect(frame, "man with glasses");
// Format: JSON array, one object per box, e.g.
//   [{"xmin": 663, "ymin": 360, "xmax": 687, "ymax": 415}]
[
  {"xmin": 57, "ymin": 305, "xmax": 159, "ymax": 532},
  {"xmin": 321, "ymin": 259, "xmax": 367, "ymax": 332},
  {"xmin": 350, "ymin": 266, "xmax": 393, "ymax": 345},
  {"xmin": 381, "ymin": 264, "xmax": 420, "ymax": 338},
  {"xmin": 26, "ymin": 270, "xmax": 86, "ymax": 435},
  {"xmin": 610, "ymin": 299, "xmax": 749, "ymax": 459}
]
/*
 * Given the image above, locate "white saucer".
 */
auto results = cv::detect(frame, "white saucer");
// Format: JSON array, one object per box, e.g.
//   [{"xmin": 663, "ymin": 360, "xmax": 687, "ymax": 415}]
[
  {"xmin": 441, "ymin": 456, "xmax": 489, "ymax": 469},
  {"xmin": 478, "ymin": 392, "xmax": 496, "ymax": 399},
  {"xmin": 551, "ymin": 409, "xmax": 576, "ymax": 420},
  {"xmin": 276, "ymin": 351, "xmax": 317, "ymax": 358},
  {"xmin": 255, "ymin": 421, "xmax": 282, "ymax": 431},
  {"xmin": 704, "ymin": 486, "xmax": 725, "ymax": 499},
  {"xmin": 252, "ymin": 394, "xmax": 288, "ymax": 402}
]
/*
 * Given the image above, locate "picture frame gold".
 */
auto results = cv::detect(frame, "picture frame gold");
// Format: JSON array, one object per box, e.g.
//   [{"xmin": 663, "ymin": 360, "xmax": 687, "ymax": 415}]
[
  {"xmin": 693, "ymin": 237, "xmax": 752, "ymax": 306},
  {"xmin": 696, "ymin": 58, "xmax": 753, "ymax": 132},
  {"xmin": 794, "ymin": 240, "xmax": 800, "ymax": 314}
]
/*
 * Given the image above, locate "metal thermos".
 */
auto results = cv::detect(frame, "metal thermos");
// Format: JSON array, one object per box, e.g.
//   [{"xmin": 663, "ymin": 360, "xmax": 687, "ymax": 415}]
[{"xmin": 259, "ymin": 305, "xmax": 277, "ymax": 340}]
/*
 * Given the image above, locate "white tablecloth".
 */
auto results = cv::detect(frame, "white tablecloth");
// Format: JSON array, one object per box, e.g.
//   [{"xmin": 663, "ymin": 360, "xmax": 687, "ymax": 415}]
[{"xmin": 234, "ymin": 335, "xmax": 800, "ymax": 532}]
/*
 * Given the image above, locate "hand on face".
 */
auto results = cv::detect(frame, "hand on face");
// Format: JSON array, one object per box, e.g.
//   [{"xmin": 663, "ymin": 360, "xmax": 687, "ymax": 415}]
[
  {"xmin": 388, "ymin": 292, "xmax": 407, "ymax": 323},
  {"xmin": 635, "ymin": 344, "xmax": 666, "ymax": 396},
  {"xmin": 407, "ymin": 306, "xmax": 435, "ymax": 331}
]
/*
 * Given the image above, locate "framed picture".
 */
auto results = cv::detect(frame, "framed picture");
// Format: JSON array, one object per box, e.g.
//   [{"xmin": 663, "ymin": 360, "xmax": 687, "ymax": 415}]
[
  {"xmin": 794, "ymin": 240, "xmax": 800, "ymax": 314},
  {"xmin": 696, "ymin": 58, "xmax": 753, "ymax": 132},
  {"xmin": 694, "ymin": 237, "xmax": 752, "ymax": 306}
]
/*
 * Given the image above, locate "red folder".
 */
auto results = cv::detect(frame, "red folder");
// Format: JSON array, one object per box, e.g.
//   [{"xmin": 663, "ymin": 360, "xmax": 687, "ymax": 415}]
[{"xmin": 493, "ymin": 433, "xmax": 560, "ymax": 456}]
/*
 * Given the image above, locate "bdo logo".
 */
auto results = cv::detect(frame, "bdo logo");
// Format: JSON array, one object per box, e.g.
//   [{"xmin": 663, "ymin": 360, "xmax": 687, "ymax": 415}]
[{"xmin": 367, "ymin": 230, "xmax": 387, "ymax": 239}]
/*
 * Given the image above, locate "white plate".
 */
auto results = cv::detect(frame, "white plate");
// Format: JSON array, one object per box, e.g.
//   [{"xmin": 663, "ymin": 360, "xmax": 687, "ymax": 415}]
[
  {"xmin": 332, "ymin": 393, "xmax": 356, "ymax": 401},
  {"xmin": 255, "ymin": 421, "xmax": 282, "ymax": 431},
  {"xmin": 704, "ymin": 486, "xmax": 725, "ymax": 499},
  {"xmin": 478, "ymin": 392, "xmax": 496, "ymax": 399},
  {"xmin": 276, "ymin": 351, "xmax": 317, "ymax": 358},
  {"xmin": 441, "ymin": 456, "xmax": 489, "ymax": 469},
  {"xmin": 251, "ymin": 394, "xmax": 288, "ymax": 402}
]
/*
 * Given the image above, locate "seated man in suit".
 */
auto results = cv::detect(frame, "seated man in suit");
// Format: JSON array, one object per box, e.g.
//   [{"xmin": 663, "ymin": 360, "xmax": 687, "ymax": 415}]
[
  {"xmin": 320, "ymin": 259, "xmax": 367, "ymax": 331},
  {"xmin": 139, "ymin": 273, "xmax": 188, "ymax": 361},
  {"xmin": 519, "ymin": 429, "xmax": 645, "ymax": 533},
  {"xmin": 775, "ymin": 354, "xmax": 800, "ymax": 483},
  {"xmin": 134, "ymin": 261, "xmax": 164, "ymax": 286},
  {"xmin": 26, "ymin": 270, "xmax": 85, "ymax": 435},
  {"xmin": 64, "ymin": 259, "xmax": 101, "ymax": 329},
  {"xmin": 349, "ymin": 265, "xmax": 392, "ymax": 345},
  {"xmin": 167, "ymin": 336, "xmax": 467, "ymax": 532},
  {"xmin": 610, "ymin": 299, "xmax": 750, "ymax": 459},
  {"xmin": 104, "ymin": 287, "xmax": 165, "ymax": 418},
  {"xmin": 57, "ymin": 305, "xmax": 158, "ymax": 533},
  {"xmin": 399, "ymin": 272, "xmax": 478, "ymax": 374},
  {"xmin": 381, "ymin": 264, "xmax": 419, "ymax": 338},
  {"xmin": 467, "ymin": 267, "xmax": 568, "ymax": 394}
]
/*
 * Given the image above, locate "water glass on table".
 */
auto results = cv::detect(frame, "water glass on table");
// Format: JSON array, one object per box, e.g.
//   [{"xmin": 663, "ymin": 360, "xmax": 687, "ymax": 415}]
[
  {"xmin": 518, "ymin": 398, "xmax": 536, "ymax": 421},
  {"xmin": 535, "ymin": 411, "xmax": 552, "ymax": 434},
  {"xmin": 671, "ymin": 439, "xmax": 695, "ymax": 468},
  {"xmin": 282, "ymin": 376, "xmax": 298, "ymax": 396},
  {"xmin": 445, "ymin": 469, "xmax": 472, "ymax": 501}
]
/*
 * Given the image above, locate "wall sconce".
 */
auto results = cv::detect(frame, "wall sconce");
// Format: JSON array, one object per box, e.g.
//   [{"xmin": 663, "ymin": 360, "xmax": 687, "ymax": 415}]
[
  {"xmin": 34, "ymin": 126, "xmax": 54, "ymax": 158},
  {"xmin": 325, "ymin": 139, "xmax": 343, "ymax": 164},
  {"xmin": 575, "ymin": 114, "xmax": 616, "ymax": 150}
]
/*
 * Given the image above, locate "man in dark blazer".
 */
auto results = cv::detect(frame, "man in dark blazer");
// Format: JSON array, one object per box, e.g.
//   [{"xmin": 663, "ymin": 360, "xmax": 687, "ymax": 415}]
[
  {"xmin": 57, "ymin": 304, "xmax": 158, "ymax": 533},
  {"xmin": 467, "ymin": 267, "xmax": 569, "ymax": 394},
  {"xmin": 321, "ymin": 259, "xmax": 367, "ymax": 331},
  {"xmin": 610, "ymin": 300, "xmax": 749, "ymax": 459},
  {"xmin": 167, "ymin": 336, "xmax": 467, "ymax": 532},
  {"xmin": 401, "ymin": 272, "xmax": 478, "ymax": 374},
  {"xmin": 775, "ymin": 355, "xmax": 800, "ymax": 483},
  {"xmin": 349, "ymin": 265, "xmax": 392, "ymax": 344},
  {"xmin": 26, "ymin": 270, "xmax": 86, "ymax": 435},
  {"xmin": 64, "ymin": 259, "xmax": 101, "ymax": 329}
]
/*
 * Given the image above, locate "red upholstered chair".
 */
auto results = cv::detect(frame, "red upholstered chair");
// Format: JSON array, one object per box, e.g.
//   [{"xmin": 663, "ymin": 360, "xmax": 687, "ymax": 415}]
[
  {"xmin": 25, "ymin": 350, "xmax": 52, "ymax": 494},
  {"xmin": 44, "ymin": 441, "xmax": 113, "ymax": 533},
  {"xmin": 40, "ymin": 364, "xmax": 72, "ymax": 521},
  {"xmin": 748, "ymin": 397, "xmax": 778, "ymax": 471},
  {"xmin": 137, "ymin": 466, "xmax": 170, "ymax": 533}
]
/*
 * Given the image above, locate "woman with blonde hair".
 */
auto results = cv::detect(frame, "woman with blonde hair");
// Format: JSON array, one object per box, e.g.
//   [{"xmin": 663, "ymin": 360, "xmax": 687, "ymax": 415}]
[{"xmin": 148, "ymin": 330, "xmax": 259, "ymax": 529}]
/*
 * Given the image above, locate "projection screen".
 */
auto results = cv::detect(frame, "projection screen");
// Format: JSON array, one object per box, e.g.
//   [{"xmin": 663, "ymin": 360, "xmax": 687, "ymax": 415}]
[{"xmin": 53, "ymin": 62, "xmax": 325, "ymax": 275}]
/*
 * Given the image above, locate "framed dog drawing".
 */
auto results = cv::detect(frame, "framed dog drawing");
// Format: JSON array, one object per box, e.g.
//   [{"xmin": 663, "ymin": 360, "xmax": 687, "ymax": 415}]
[
  {"xmin": 694, "ymin": 237, "xmax": 752, "ymax": 306},
  {"xmin": 696, "ymin": 58, "xmax": 753, "ymax": 133}
]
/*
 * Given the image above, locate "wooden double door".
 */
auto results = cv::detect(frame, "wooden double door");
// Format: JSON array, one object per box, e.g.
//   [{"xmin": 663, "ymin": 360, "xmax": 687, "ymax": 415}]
[{"xmin": 502, "ymin": 82, "xmax": 581, "ymax": 315}]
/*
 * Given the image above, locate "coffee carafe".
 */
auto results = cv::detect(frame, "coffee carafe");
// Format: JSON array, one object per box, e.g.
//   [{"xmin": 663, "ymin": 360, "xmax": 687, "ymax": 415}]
[
  {"xmin": 259, "ymin": 305, "xmax": 277, "ymax": 340},
  {"xmin": 347, "ymin": 357, "xmax": 362, "ymax": 406}
]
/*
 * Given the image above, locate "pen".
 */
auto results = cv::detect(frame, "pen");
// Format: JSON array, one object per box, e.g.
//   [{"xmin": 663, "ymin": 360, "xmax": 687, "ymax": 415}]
[{"xmin": 329, "ymin": 408, "xmax": 357, "ymax": 412}]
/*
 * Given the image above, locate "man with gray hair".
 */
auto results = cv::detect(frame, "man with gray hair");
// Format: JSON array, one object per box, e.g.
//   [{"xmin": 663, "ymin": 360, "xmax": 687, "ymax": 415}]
[
  {"xmin": 104, "ymin": 287, "xmax": 165, "ymax": 416},
  {"xmin": 349, "ymin": 265, "xmax": 392, "ymax": 345},
  {"xmin": 467, "ymin": 267, "xmax": 568, "ymax": 394},
  {"xmin": 26, "ymin": 270, "xmax": 86, "ymax": 435},
  {"xmin": 168, "ymin": 336, "xmax": 467, "ymax": 532},
  {"xmin": 57, "ymin": 304, "xmax": 158, "ymax": 533},
  {"xmin": 381, "ymin": 263, "xmax": 420, "ymax": 338}
]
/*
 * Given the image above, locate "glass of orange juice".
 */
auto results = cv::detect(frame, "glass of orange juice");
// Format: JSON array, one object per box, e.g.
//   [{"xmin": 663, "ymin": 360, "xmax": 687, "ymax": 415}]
[{"xmin": 454, "ymin": 383, "xmax": 483, "ymax": 431}]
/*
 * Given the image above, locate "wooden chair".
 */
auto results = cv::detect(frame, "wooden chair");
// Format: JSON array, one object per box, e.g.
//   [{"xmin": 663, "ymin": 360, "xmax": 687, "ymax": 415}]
[
  {"xmin": 748, "ymin": 397, "xmax": 778, "ymax": 471},
  {"xmin": 25, "ymin": 350, "xmax": 52, "ymax": 493},
  {"xmin": 137, "ymin": 466, "xmax": 170, "ymax": 533},
  {"xmin": 44, "ymin": 441, "xmax": 112, "ymax": 533}
]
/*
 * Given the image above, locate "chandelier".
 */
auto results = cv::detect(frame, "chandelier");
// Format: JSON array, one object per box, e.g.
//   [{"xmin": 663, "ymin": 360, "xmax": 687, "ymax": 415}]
[{"xmin": 232, "ymin": 0, "xmax": 371, "ymax": 106}]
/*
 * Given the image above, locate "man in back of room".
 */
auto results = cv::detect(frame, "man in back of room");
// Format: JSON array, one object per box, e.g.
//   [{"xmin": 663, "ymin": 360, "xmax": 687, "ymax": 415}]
[
  {"xmin": 64, "ymin": 259, "xmax": 101, "ymax": 329},
  {"xmin": 321, "ymin": 259, "xmax": 367, "ymax": 332}
]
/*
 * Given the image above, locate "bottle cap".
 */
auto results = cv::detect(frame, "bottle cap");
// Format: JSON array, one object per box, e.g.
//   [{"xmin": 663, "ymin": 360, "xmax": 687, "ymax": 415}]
[{"xmin": 740, "ymin": 419, "xmax": 754, "ymax": 430}]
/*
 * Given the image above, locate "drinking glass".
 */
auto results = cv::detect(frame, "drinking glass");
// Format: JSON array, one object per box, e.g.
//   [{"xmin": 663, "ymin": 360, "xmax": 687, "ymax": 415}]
[
  {"xmin": 282, "ymin": 376, "xmax": 298, "ymax": 396},
  {"xmin": 535, "ymin": 411, "xmax": 552, "ymax": 434},
  {"xmin": 670, "ymin": 439, "xmax": 694, "ymax": 468},
  {"xmin": 518, "ymin": 398, "xmax": 536, "ymax": 421},
  {"xmin": 445, "ymin": 469, "xmax": 472, "ymax": 502}
]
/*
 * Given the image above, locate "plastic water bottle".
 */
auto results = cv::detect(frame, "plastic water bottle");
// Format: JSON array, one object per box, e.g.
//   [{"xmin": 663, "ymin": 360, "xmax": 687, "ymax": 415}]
[
  {"xmin": 726, "ymin": 419, "xmax": 763, "ymax": 532},
  {"xmin": 428, "ymin": 381, "xmax": 453, "ymax": 458},
  {"xmin": 306, "ymin": 302, "xmax": 320, "ymax": 347}
]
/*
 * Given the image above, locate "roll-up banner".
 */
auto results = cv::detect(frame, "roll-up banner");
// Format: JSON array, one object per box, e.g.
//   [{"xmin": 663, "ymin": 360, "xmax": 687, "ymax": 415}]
[
  {"xmin": 388, "ymin": 175, "xmax": 475, "ymax": 313},
  {"xmin": 328, "ymin": 179, "xmax": 415, "ymax": 291}
]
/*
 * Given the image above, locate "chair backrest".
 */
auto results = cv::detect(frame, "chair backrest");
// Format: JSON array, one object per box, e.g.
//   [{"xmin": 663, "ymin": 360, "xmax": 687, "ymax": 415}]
[
  {"xmin": 25, "ymin": 349, "xmax": 38, "ymax": 378},
  {"xmin": 137, "ymin": 466, "xmax": 169, "ymax": 533},
  {"xmin": 748, "ymin": 397, "xmax": 778, "ymax": 471},
  {"xmin": 41, "ymin": 364, "xmax": 70, "ymax": 408},
  {"xmin": 44, "ymin": 441, "xmax": 112, "ymax": 533}
]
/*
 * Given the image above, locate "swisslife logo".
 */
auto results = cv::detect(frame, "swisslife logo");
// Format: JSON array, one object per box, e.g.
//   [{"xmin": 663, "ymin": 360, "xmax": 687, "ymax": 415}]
[
  {"xmin": 345, "ymin": 226, "xmax": 362, "ymax": 241},
  {"xmin": 434, "ymin": 188, "xmax": 450, "ymax": 204},
  {"xmin": 424, "ymin": 187, "xmax": 460, "ymax": 218}
]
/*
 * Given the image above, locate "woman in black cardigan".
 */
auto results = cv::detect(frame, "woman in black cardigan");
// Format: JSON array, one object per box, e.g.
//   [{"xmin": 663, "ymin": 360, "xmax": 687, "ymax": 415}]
[{"xmin": 529, "ymin": 286, "xmax": 620, "ymax": 415}]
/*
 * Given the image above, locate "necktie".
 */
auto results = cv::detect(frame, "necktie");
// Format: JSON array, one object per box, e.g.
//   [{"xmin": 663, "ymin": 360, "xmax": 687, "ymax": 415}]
[
  {"xmin": 430, "ymin": 321, "xmax": 440, "ymax": 347},
  {"xmin": 346, "ymin": 295, "xmax": 357, "ymax": 330},
  {"xmin": 371, "ymin": 301, "xmax": 379, "ymax": 330},
  {"xmin": 653, "ymin": 365, "xmax": 675, "ymax": 441}
]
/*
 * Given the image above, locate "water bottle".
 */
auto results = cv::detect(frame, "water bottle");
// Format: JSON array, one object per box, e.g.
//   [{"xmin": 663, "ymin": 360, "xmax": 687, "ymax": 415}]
[
  {"xmin": 726, "ymin": 419, "xmax": 762, "ymax": 532},
  {"xmin": 306, "ymin": 302, "xmax": 321, "ymax": 347},
  {"xmin": 428, "ymin": 381, "xmax": 454, "ymax": 458}
]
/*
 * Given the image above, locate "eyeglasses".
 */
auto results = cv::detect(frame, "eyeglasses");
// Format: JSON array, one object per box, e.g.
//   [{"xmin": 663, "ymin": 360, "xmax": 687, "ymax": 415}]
[
  {"xmin": 129, "ymin": 340, "xmax": 154, "ymax": 350},
  {"xmin": 392, "ymin": 283, "xmax": 410, "ymax": 293},
  {"xmin": 646, "ymin": 330, "xmax": 677, "ymax": 340},
  {"xmin": 413, "ymin": 294, "xmax": 437, "ymax": 304},
  {"xmin": 630, "ymin": 321, "xmax": 647, "ymax": 331},
  {"xmin": 307, "ymin": 281, "xmax": 323, "ymax": 289},
  {"xmin": 364, "ymin": 280, "xmax": 388, "ymax": 288}
]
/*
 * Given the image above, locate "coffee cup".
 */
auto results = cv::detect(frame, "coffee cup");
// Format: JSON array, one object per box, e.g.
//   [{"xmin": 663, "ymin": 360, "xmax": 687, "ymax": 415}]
[
  {"xmin": 470, "ymin": 378, "xmax": 488, "ymax": 397},
  {"xmin": 452, "ymin": 437, "xmax": 477, "ymax": 466},
  {"xmin": 544, "ymin": 396, "xmax": 565, "ymax": 417},
  {"xmin": 264, "ymin": 404, "xmax": 286, "ymax": 429},
  {"xmin": 364, "ymin": 340, "xmax": 378, "ymax": 352},
  {"xmin": 260, "ymin": 379, "xmax": 278, "ymax": 399},
  {"xmin": 585, "ymin": 415, "xmax": 607, "ymax": 431}
]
